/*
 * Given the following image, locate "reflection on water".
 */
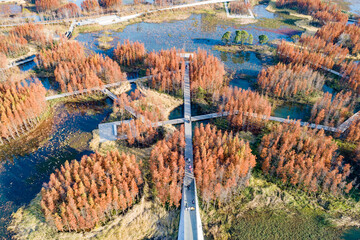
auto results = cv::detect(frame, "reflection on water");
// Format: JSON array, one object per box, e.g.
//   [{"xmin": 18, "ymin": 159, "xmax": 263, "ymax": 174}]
[
  {"xmin": 0, "ymin": 100, "xmax": 112, "ymax": 238},
  {"xmin": 273, "ymin": 102, "xmax": 311, "ymax": 121}
]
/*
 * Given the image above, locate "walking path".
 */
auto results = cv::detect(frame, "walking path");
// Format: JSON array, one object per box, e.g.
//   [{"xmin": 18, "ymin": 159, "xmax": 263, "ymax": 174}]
[
  {"xmin": 178, "ymin": 63, "xmax": 204, "ymax": 240},
  {"xmin": 45, "ymin": 76, "xmax": 149, "ymax": 101}
]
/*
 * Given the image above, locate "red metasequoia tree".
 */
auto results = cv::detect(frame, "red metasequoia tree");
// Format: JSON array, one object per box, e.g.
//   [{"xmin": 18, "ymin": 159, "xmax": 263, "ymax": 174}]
[
  {"xmin": 343, "ymin": 117, "xmax": 360, "ymax": 143},
  {"xmin": 189, "ymin": 49, "xmax": 226, "ymax": 95},
  {"xmin": 10, "ymin": 23, "xmax": 52, "ymax": 46},
  {"xmin": 276, "ymin": 0, "xmax": 348, "ymax": 25},
  {"xmin": 228, "ymin": 1, "xmax": 252, "ymax": 15},
  {"xmin": 310, "ymin": 91, "xmax": 355, "ymax": 126},
  {"xmin": 81, "ymin": 0, "xmax": 100, "ymax": 12},
  {"xmin": 257, "ymin": 63, "xmax": 325, "ymax": 98},
  {"xmin": 149, "ymin": 126, "xmax": 185, "ymax": 207},
  {"xmin": 0, "ymin": 53, "xmax": 7, "ymax": 68},
  {"xmin": 118, "ymin": 118, "xmax": 159, "ymax": 147},
  {"xmin": 193, "ymin": 124, "xmax": 256, "ymax": 207},
  {"xmin": 340, "ymin": 61, "xmax": 360, "ymax": 95},
  {"xmin": 36, "ymin": 40, "xmax": 126, "ymax": 93},
  {"xmin": 113, "ymin": 39, "xmax": 146, "ymax": 66},
  {"xmin": 277, "ymin": 39, "xmax": 347, "ymax": 70},
  {"xmin": 41, "ymin": 150, "xmax": 143, "ymax": 231},
  {"xmin": 259, "ymin": 121, "xmax": 353, "ymax": 195},
  {"xmin": 35, "ymin": 0, "xmax": 60, "ymax": 12},
  {"xmin": 0, "ymin": 79, "xmax": 47, "ymax": 144},
  {"xmin": 145, "ymin": 48, "xmax": 185, "ymax": 95},
  {"xmin": 0, "ymin": 23, "xmax": 51, "ymax": 58},
  {"xmin": 213, "ymin": 87, "xmax": 272, "ymax": 132},
  {"xmin": 56, "ymin": 3, "xmax": 81, "ymax": 18}
]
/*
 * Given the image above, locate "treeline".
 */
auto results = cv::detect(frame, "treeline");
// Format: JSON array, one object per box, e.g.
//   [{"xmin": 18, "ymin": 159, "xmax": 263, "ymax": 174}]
[
  {"xmin": 277, "ymin": 36, "xmax": 348, "ymax": 70},
  {"xmin": 228, "ymin": 1, "xmax": 251, "ymax": 15},
  {"xmin": 310, "ymin": 91, "xmax": 354, "ymax": 126},
  {"xmin": 316, "ymin": 22, "xmax": 360, "ymax": 55},
  {"xmin": 36, "ymin": 0, "xmax": 121, "ymax": 13},
  {"xmin": 213, "ymin": 87, "xmax": 272, "ymax": 132},
  {"xmin": 0, "ymin": 23, "xmax": 52, "ymax": 59},
  {"xmin": 0, "ymin": 79, "xmax": 47, "ymax": 144},
  {"xmin": 260, "ymin": 121, "xmax": 353, "ymax": 195},
  {"xmin": 193, "ymin": 124, "xmax": 256, "ymax": 207},
  {"xmin": 343, "ymin": 118, "xmax": 360, "ymax": 143},
  {"xmin": 36, "ymin": 40, "xmax": 126, "ymax": 93},
  {"xmin": 189, "ymin": 49, "xmax": 226, "ymax": 96},
  {"xmin": 114, "ymin": 40, "xmax": 146, "ymax": 67},
  {"xmin": 41, "ymin": 150, "xmax": 143, "ymax": 231},
  {"xmin": 56, "ymin": 3, "xmax": 81, "ymax": 18},
  {"xmin": 275, "ymin": 0, "xmax": 348, "ymax": 25},
  {"xmin": 340, "ymin": 61, "xmax": 360, "ymax": 94},
  {"xmin": 145, "ymin": 48, "xmax": 185, "ymax": 96},
  {"xmin": 257, "ymin": 63, "xmax": 325, "ymax": 99},
  {"xmin": 118, "ymin": 118, "xmax": 159, "ymax": 147},
  {"xmin": 149, "ymin": 127, "xmax": 185, "ymax": 207}
]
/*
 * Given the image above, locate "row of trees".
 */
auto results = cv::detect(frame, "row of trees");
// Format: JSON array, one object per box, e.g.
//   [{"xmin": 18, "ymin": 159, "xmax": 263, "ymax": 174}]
[
  {"xmin": 275, "ymin": 0, "xmax": 348, "ymax": 25},
  {"xmin": 118, "ymin": 118, "xmax": 160, "ymax": 147},
  {"xmin": 145, "ymin": 48, "xmax": 185, "ymax": 95},
  {"xmin": 340, "ymin": 61, "xmax": 360, "ymax": 94},
  {"xmin": 0, "ymin": 79, "xmax": 47, "ymax": 144},
  {"xmin": 113, "ymin": 40, "xmax": 146, "ymax": 67},
  {"xmin": 56, "ymin": 3, "xmax": 81, "ymax": 18},
  {"xmin": 36, "ymin": 40, "xmax": 126, "ymax": 93},
  {"xmin": 0, "ymin": 23, "xmax": 52, "ymax": 59},
  {"xmin": 277, "ymin": 40, "xmax": 338, "ymax": 70},
  {"xmin": 41, "ymin": 150, "xmax": 143, "ymax": 231},
  {"xmin": 257, "ymin": 63, "xmax": 325, "ymax": 99},
  {"xmin": 149, "ymin": 127, "xmax": 185, "ymax": 207},
  {"xmin": 221, "ymin": 30, "xmax": 254, "ymax": 45},
  {"xmin": 36, "ymin": 0, "xmax": 122, "ymax": 13},
  {"xmin": 298, "ymin": 35, "xmax": 349, "ymax": 64},
  {"xmin": 189, "ymin": 49, "xmax": 226, "ymax": 96},
  {"xmin": 343, "ymin": 118, "xmax": 360, "ymax": 143},
  {"xmin": 213, "ymin": 87, "xmax": 272, "ymax": 132},
  {"xmin": 228, "ymin": 1, "xmax": 252, "ymax": 15},
  {"xmin": 316, "ymin": 22, "xmax": 360, "ymax": 55},
  {"xmin": 260, "ymin": 121, "xmax": 353, "ymax": 195},
  {"xmin": 193, "ymin": 124, "xmax": 256, "ymax": 207},
  {"xmin": 310, "ymin": 91, "xmax": 355, "ymax": 126}
]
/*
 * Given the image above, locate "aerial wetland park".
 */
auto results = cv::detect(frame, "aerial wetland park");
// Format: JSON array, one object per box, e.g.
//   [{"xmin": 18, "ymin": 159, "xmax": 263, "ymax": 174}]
[{"xmin": 1, "ymin": 0, "xmax": 360, "ymax": 239}]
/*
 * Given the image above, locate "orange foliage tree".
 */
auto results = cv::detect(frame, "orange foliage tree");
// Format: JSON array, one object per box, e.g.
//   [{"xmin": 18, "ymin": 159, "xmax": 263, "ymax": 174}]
[
  {"xmin": 149, "ymin": 127, "xmax": 185, "ymax": 207},
  {"xmin": 213, "ymin": 87, "xmax": 272, "ymax": 132},
  {"xmin": 113, "ymin": 39, "xmax": 146, "ymax": 67},
  {"xmin": 145, "ymin": 48, "xmax": 185, "ymax": 96},
  {"xmin": 193, "ymin": 124, "xmax": 256, "ymax": 206},
  {"xmin": 259, "ymin": 121, "xmax": 353, "ymax": 195},
  {"xmin": 81, "ymin": 0, "xmax": 100, "ymax": 12},
  {"xmin": 41, "ymin": 150, "xmax": 143, "ymax": 231},
  {"xmin": 56, "ymin": 3, "xmax": 81, "ymax": 18},
  {"xmin": 0, "ymin": 79, "xmax": 47, "ymax": 144},
  {"xmin": 35, "ymin": 0, "xmax": 60, "ymax": 12},
  {"xmin": 343, "ymin": 118, "xmax": 360, "ymax": 143},
  {"xmin": 189, "ymin": 49, "xmax": 226, "ymax": 96},
  {"xmin": 36, "ymin": 41, "xmax": 126, "ymax": 93},
  {"xmin": 340, "ymin": 61, "xmax": 360, "ymax": 95},
  {"xmin": 310, "ymin": 91, "xmax": 355, "ymax": 126},
  {"xmin": 257, "ymin": 63, "xmax": 325, "ymax": 98},
  {"xmin": 228, "ymin": 1, "xmax": 252, "ymax": 15}
]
